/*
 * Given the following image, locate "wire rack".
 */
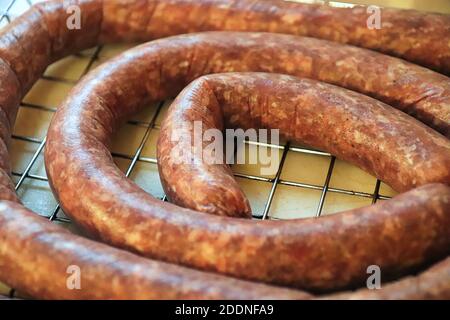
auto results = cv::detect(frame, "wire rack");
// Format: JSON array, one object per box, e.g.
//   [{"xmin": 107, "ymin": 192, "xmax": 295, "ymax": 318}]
[{"xmin": 0, "ymin": 0, "xmax": 398, "ymax": 298}]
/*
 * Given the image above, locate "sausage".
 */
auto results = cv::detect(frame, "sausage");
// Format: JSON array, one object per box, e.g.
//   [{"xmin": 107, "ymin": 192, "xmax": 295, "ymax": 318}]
[
  {"xmin": 99, "ymin": 0, "xmax": 450, "ymax": 75},
  {"xmin": 0, "ymin": 0, "xmax": 310, "ymax": 300},
  {"xmin": 0, "ymin": 1, "xmax": 448, "ymax": 134},
  {"xmin": 1, "ymin": 194, "xmax": 447, "ymax": 299},
  {"xmin": 0, "ymin": 56, "xmax": 22, "ymax": 129},
  {"xmin": 0, "ymin": 58, "xmax": 21, "ymax": 203},
  {"xmin": 327, "ymin": 257, "xmax": 450, "ymax": 300},
  {"xmin": 0, "ymin": 47, "xmax": 310, "ymax": 300},
  {"xmin": 158, "ymin": 72, "xmax": 450, "ymax": 218},
  {"xmin": 38, "ymin": 32, "xmax": 450, "ymax": 135},
  {"xmin": 0, "ymin": 0, "xmax": 447, "ymax": 299},
  {"xmin": 34, "ymin": 0, "xmax": 103, "ymax": 61},
  {"xmin": 42, "ymin": 32, "xmax": 450, "ymax": 291},
  {"xmin": 0, "ymin": 7, "xmax": 51, "ymax": 94},
  {"xmin": 0, "ymin": 201, "xmax": 311, "ymax": 299}
]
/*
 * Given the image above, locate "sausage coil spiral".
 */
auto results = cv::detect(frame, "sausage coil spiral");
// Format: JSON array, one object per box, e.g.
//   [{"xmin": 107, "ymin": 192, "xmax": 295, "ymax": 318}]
[{"xmin": 0, "ymin": 0, "xmax": 449, "ymax": 299}]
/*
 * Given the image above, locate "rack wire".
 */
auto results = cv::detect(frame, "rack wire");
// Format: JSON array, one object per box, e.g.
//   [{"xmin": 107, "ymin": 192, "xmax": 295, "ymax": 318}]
[{"xmin": 1, "ymin": 0, "xmax": 394, "ymax": 298}]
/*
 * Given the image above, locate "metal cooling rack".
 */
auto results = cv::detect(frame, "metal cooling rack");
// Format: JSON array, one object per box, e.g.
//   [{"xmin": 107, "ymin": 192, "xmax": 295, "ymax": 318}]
[{"xmin": 1, "ymin": 0, "xmax": 394, "ymax": 298}]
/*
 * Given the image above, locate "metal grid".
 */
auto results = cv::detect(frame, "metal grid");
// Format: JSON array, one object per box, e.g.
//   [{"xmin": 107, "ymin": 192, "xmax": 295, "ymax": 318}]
[{"xmin": 0, "ymin": 0, "xmax": 395, "ymax": 298}]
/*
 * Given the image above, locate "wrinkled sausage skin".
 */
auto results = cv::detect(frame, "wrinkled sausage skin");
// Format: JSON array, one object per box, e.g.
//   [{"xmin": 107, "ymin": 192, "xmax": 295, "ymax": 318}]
[
  {"xmin": 0, "ymin": 7, "xmax": 51, "ymax": 94},
  {"xmin": 33, "ymin": 0, "xmax": 103, "ymax": 61},
  {"xmin": 0, "ymin": 58, "xmax": 21, "ymax": 203}
]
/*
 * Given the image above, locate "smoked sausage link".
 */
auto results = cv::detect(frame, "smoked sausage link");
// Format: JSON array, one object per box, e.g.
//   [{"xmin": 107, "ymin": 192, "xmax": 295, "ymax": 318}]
[
  {"xmin": 0, "ymin": 58, "xmax": 21, "ymax": 203},
  {"xmin": 99, "ymin": 0, "xmax": 450, "ymax": 75},
  {"xmin": 158, "ymin": 73, "xmax": 450, "ymax": 218},
  {"xmin": 0, "ymin": 201, "xmax": 311, "ymax": 299}
]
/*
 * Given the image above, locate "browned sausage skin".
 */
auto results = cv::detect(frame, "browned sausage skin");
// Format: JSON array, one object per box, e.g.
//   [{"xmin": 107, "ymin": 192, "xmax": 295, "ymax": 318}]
[
  {"xmin": 34, "ymin": 0, "xmax": 103, "ymax": 61},
  {"xmin": 0, "ymin": 58, "xmax": 21, "ymax": 203},
  {"xmin": 328, "ymin": 257, "xmax": 450, "ymax": 300},
  {"xmin": 0, "ymin": 201, "xmax": 311, "ymax": 299},
  {"xmin": 43, "ymin": 34, "xmax": 450, "ymax": 290},
  {"xmin": 158, "ymin": 73, "xmax": 450, "ymax": 217},
  {"xmin": 0, "ymin": 194, "xmax": 448, "ymax": 299}
]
